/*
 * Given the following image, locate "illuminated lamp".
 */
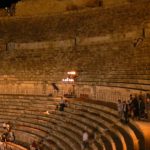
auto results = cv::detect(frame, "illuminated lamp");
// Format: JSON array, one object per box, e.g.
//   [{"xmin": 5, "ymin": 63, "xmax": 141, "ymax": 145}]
[
  {"xmin": 67, "ymin": 71, "xmax": 78, "ymax": 79},
  {"xmin": 67, "ymin": 71, "xmax": 76, "ymax": 75},
  {"xmin": 62, "ymin": 77, "xmax": 74, "ymax": 83}
]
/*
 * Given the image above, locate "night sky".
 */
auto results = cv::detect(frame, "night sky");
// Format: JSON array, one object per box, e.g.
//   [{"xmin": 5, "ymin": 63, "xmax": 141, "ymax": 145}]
[{"xmin": 0, "ymin": 0, "xmax": 21, "ymax": 8}]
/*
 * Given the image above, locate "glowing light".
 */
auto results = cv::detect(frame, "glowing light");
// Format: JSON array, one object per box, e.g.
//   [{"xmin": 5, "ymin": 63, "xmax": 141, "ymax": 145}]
[
  {"xmin": 67, "ymin": 71, "xmax": 76, "ymax": 75},
  {"xmin": 62, "ymin": 78, "xmax": 74, "ymax": 82}
]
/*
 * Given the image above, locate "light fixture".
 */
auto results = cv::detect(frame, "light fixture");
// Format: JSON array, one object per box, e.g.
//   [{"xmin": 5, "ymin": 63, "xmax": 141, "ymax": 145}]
[
  {"xmin": 62, "ymin": 77, "xmax": 74, "ymax": 83},
  {"xmin": 67, "ymin": 71, "xmax": 76, "ymax": 75}
]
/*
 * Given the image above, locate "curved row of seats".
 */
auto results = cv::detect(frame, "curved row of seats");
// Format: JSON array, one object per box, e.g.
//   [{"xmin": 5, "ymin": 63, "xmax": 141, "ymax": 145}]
[
  {"xmin": 4, "ymin": 142, "xmax": 27, "ymax": 150},
  {"xmin": 0, "ymin": 38, "xmax": 149, "ymax": 91},
  {"xmin": 0, "ymin": 95, "xmax": 145, "ymax": 150},
  {"xmin": 0, "ymin": 0, "xmax": 149, "ymax": 41}
]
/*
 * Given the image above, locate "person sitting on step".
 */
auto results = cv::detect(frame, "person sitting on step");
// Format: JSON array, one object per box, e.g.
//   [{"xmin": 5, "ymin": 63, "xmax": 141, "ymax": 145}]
[
  {"xmin": 59, "ymin": 97, "xmax": 66, "ymax": 111},
  {"xmin": 7, "ymin": 131, "xmax": 15, "ymax": 142}
]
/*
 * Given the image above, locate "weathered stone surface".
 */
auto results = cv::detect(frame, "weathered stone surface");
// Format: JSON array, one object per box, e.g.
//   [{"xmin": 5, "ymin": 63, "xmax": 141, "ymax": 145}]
[
  {"xmin": 15, "ymin": 0, "xmax": 129, "ymax": 17},
  {"xmin": 0, "ymin": 1, "xmax": 150, "ymax": 42},
  {"xmin": 0, "ymin": 1, "xmax": 149, "ymax": 100}
]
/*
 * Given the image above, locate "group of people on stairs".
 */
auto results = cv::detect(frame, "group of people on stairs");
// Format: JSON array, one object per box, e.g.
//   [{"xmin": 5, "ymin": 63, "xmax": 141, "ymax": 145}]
[{"xmin": 118, "ymin": 93, "xmax": 149, "ymax": 123}]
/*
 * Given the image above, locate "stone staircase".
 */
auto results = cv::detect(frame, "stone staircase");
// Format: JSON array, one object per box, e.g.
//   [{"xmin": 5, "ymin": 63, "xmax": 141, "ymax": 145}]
[{"xmin": 0, "ymin": 95, "xmax": 147, "ymax": 150}]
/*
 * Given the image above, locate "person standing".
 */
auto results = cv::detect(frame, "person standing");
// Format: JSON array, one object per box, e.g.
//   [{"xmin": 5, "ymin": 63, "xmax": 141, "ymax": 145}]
[
  {"xmin": 132, "ymin": 95, "xmax": 139, "ymax": 120},
  {"xmin": 59, "ymin": 97, "xmax": 65, "ymax": 111},
  {"xmin": 82, "ymin": 131, "xmax": 89, "ymax": 150},
  {"xmin": 138, "ymin": 98, "xmax": 145, "ymax": 119},
  {"xmin": 123, "ymin": 101, "xmax": 129, "ymax": 123},
  {"xmin": 117, "ymin": 100, "xmax": 123, "ymax": 121}
]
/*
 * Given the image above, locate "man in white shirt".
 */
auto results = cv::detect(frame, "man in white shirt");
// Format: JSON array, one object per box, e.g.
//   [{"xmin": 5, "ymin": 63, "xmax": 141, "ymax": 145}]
[{"xmin": 82, "ymin": 131, "xmax": 89, "ymax": 150}]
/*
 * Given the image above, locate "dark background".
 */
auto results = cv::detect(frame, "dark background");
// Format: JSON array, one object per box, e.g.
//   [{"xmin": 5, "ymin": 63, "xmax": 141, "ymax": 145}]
[{"xmin": 0, "ymin": 0, "xmax": 20, "ymax": 8}]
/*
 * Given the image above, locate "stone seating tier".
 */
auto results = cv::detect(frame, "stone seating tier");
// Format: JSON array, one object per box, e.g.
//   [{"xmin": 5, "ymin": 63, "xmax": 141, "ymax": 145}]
[
  {"xmin": 0, "ymin": 39, "xmax": 149, "ymax": 91},
  {"xmin": 0, "ymin": 95, "xmax": 146, "ymax": 150},
  {"xmin": 0, "ymin": 1, "xmax": 149, "ymax": 41},
  {"xmin": 3, "ymin": 142, "xmax": 27, "ymax": 150}
]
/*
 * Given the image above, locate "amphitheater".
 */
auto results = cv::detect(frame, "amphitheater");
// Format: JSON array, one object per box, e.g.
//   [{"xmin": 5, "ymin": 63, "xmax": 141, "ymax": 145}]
[{"xmin": 0, "ymin": 0, "xmax": 149, "ymax": 150}]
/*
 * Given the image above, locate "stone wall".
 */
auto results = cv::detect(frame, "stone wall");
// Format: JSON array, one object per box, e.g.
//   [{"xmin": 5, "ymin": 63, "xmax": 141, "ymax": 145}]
[
  {"xmin": 0, "ymin": 33, "xmax": 149, "ymax": 98},
  {"xmin": 0, "ymin": 41, "xmax": 6, "ymax": 51},
  {"xmin": 0, "ymin": 9, "xmax": 7, "ymax": 17},
  {"xmin": 75, "ymin": 84, "xmax": 147, "ymax": 103},
  {"xmin": 0, "ymin": 1, "xmax": 149, "ymax": 101},
  {"xmin": 0, "ymin": 75, "xmax": 73, "ymax": 96},
  {"xmin": 0, "ymin": 0, "xmax": 149, "ymax": 42},
  {"xmin": 15, "ymin": 0, "xmax": 128, "ymax": 17},
  {"xmin": 16, "ymin": 0, "xmax": 70, "ymax": 16}
]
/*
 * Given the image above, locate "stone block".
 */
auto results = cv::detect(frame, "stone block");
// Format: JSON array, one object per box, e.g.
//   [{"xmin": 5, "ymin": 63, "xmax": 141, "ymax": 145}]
[
  {"xmin": 145, "ymin": 27, "xmax": 150, "ymax": 38},
  {"xmin": 103, "ymin": 0, "xmax": 128, "ymax": 7},
  {"xmin": 15, "ymin": 39, "xmax": 74, "ymax": 50},
  {"xmin": 77, "ymin": 35, "xmax": 111, "ymax": 46}
]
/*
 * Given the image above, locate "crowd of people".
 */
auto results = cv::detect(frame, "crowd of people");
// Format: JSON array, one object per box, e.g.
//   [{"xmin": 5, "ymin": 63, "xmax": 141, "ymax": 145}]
[
  {"xmin": 117, "ymin": 93, "xmax": 149, "ymax": 123},
  {"xmin": 52, "ymin": 94, "xmax": 149, "ymax": 149},
  {"xmin": 0, "ymin": 93, "xmax": 147, "ymax": 150},
  {"xmin": 81, "ymin": 93, "xmax": 149, "ymax": 149}
]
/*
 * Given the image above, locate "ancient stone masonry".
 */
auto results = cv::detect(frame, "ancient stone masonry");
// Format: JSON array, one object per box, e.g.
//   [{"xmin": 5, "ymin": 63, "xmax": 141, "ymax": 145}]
[
  {"xmin": 15, "ymin": 0, "xmax": 129, "ymax": 17},
  {"xmin": 0, "ymin": 35, "xmax": 149, "ymax": 97},
  {"xmin": 0, "ymin": 1, "xmax": 149, "ymax": 150},
  {"xmin": 0, "ymin": 1, "xmax": 149, "ymax": 42},
  {"xmin": 0, "ymin": 0, "xmax": 149, "ymax": 99}
]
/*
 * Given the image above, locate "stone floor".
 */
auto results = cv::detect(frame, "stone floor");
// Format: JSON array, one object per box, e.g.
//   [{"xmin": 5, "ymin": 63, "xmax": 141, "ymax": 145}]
[{"xmin": 135, "ymin": 121, "xmax": 150, "ymax": 150}]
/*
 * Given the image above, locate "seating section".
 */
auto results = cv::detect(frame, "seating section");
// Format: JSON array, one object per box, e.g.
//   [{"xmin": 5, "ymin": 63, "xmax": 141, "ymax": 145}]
[
  {"xmin": 0, "ymin": 39, "xmax": 149, "ymax": 92},
  {"xmin": 0, "ymin": 1, "xmax": 148, "ymax": 149},
  {"xmin": 0, "ymin": 95, "xmax": 145, "ymax": 150},
  {"xmin": 0, "ymin": 1, "xmax": 149, "ymax": 94},
  {"xmin": 0, "ymin": 0, "xmax": 150, "ymax": 41}
]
